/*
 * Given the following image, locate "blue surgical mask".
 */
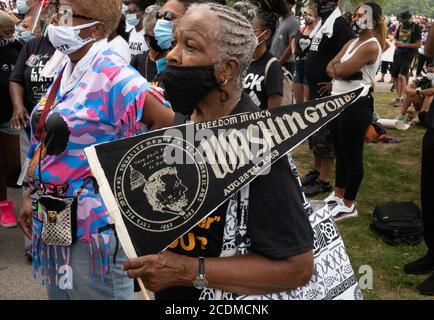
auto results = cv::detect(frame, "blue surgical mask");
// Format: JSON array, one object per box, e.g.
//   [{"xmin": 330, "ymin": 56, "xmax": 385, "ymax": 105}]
[
  {"xmin": 126, "ymin": 13, "xmax": 140, "ymax": 27},
  {"xmin": 16, "ymin": 0, "xmax": 30, "ymax": 14},
  {"xmin": 20, "ymin": 31, "xmax": 33, "ymax": 43},
  {"xmin": 156, "ymin": 57, "xmax": 167, "ymax": 74},
  {"xmin": 154, "ymin": 19, "xmax": 173, "ymax": 50}
]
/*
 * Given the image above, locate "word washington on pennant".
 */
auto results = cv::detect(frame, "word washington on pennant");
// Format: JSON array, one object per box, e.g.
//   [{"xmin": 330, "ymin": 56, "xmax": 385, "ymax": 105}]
[{"xmin": 85, "ymin": 87, "xmax": 364, "ymax": 258}]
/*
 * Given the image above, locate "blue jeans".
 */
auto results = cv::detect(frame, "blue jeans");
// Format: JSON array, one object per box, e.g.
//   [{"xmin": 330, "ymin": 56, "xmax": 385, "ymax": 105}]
[{"xmin": 47, "ymin": 232, "xmax": 135, "ymax": 300}]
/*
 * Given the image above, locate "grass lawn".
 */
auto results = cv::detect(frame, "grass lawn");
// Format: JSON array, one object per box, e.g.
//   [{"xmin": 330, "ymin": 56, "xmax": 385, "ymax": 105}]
[{"xmin": 291, "ymin": 91, "xmax": 432, "ymax": 300}]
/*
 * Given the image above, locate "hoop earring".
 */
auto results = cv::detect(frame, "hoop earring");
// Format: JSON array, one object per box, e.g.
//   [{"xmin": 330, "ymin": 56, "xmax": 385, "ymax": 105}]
[{"xmin": 221, "ymin": 78, "xmax": 228, "ymax": 86}]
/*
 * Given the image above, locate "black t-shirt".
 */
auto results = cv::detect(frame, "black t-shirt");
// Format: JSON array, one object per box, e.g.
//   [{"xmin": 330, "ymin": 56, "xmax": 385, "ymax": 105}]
[
  {"xmin": 294, "ymin": 28, "xmax": 312, "ymax": 60},
  {"xmin": 305, "ymin": 17, "xmax": 355, "ymax": 99},
  {"xmin": 395, "ymin": 23, "xmax": 422, "ymax": 58},
  {"xmin": 0, "ymin": 40, "xmax": 23, "ymax": 123},
  {"xmin": 130, "ymin": 52, "xmax": 160, "ymax": 85},
  {"xmin": 155, "ymin": 93, "xmax": 313, "ymax": 300},
  {"xmin": 243, "ymin": 51, "xmax": 283, "ymax": 109},
  {"xmin": 9, "ymin": 36, "xmax": 55, "ymax": 114}
]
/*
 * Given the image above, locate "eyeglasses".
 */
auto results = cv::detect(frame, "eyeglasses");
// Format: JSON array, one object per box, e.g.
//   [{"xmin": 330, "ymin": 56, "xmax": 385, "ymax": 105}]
[{"xmin": 157, "ymin": 11, "xmax": 174, "ymax": 21}]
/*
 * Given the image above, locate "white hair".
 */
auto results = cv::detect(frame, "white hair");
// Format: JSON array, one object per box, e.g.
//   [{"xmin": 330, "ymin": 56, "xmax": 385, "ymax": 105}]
[
  {"xmin": 143, "ymin": 4, "xmax": 161, "ymax": 31},
  {"xmin": 187, "ymin": 2, "xmax": 258, "ymax": 88}
]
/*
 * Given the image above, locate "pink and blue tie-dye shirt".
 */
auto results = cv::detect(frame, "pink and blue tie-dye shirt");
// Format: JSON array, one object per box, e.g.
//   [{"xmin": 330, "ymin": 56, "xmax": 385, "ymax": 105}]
[{"xmin": 29, "ymin": 47, "xmax": 168, "ymax": 284}]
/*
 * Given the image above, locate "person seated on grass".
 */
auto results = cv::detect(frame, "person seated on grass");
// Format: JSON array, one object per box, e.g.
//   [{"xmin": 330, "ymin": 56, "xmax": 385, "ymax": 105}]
[{"xmin": 396, "ymin": 63, "xmax": 434, "ymax": 122}]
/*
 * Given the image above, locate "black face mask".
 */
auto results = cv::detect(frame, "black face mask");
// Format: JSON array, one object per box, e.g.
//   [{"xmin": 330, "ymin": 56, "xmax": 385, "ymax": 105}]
[
  {"xmin": 316, "ymin": 0, "xmax": 336, "ymax": 18},
  {"xmin": 161, "ymin": 65, "xmax": 219, "ymax": 116},
  {"xmin": 148, "ymin": 35, "xmax": 165, "ymax": 53},
  {"xmin": 351, "ymin": 21, "xmax": 362, "ymax": 34}
]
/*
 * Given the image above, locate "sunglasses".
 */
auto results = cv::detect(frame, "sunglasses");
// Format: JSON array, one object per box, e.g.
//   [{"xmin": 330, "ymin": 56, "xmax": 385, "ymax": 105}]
[{"xmin": 156, "ymin": 10, "xmax": 183, "ymax": 21}]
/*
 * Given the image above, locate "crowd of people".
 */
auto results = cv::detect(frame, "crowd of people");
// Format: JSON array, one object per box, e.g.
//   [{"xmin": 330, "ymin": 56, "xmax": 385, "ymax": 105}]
[{"xmin": 0, "ymin": 0, "xmax": 433, "ymax": 299}]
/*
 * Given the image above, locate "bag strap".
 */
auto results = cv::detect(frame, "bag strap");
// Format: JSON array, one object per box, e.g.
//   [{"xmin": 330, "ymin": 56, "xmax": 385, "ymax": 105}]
[
  {"xmin": 35, "ymin": 67, "xmax": 65, "ymax": 141},
  {"xmin": 264, "ymin": 57, "xmax": 279, "ymax": 86}
]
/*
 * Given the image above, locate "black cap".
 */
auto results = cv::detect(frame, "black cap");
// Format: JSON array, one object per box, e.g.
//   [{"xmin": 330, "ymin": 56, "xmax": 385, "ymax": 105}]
[{"xmin": 398, "ymin": 11, "xmax": 412, "ymax": 21}]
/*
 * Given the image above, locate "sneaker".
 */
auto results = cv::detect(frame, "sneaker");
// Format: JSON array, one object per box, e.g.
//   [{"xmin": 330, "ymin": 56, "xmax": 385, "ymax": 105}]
[
  {"xmin": 324, "ymin": 192, "xmax": 342, "ymax": 210},
  {"xmin": 331, "ymin": 200, "xmax": 358, "ymax": 221},
  {"xmin": 404, "ymin": 254, "xmax": 434, "ymax": 275},
  {"xmin": 0, "ymin": 201, "xmax": 17, "ymax": 228},
  {"xmin": 418, "ymin": 273, "xmax": 434, "ymax": 296},
  {"xmin": 301, "ymin": 170, "xmax": 320, "ymax": 187},
  {"xmin": 303, "ymin": 179, "xmax": 332, "ymax": 197}
]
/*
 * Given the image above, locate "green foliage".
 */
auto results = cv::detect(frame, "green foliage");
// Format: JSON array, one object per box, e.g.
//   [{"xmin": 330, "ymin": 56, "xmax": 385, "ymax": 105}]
[{"xmin": 345, "ymin": 0, "xmax": 434, "ymax": 16}]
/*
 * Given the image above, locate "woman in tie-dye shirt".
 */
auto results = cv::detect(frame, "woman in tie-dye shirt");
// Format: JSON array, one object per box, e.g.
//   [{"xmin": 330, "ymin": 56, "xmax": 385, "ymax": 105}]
[{"xmin": 18, "ymin": 0, "xmax": 173, "ymax": 300}]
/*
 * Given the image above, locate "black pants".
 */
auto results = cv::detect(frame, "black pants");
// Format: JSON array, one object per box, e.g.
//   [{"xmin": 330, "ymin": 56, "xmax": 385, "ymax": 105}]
[
  {"xmin": 416, "ymin": 53, "xmax": 434, "ymax": 76},
  {"xmin": 421, "ymin": 128, "xmax": 434, "ymax": 254},
  {"xmin": 380, "ymin": 61, "xmax": 392, "ymax": 75},
  {"xmin": 332, "ymin": 95, "xmax": 373, "ymax": 201}
]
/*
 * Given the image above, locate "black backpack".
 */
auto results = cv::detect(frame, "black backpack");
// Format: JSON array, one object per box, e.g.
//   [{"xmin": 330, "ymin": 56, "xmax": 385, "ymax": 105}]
[{"xmin": 370, "ymin": 202, "xmax": 424, "ymax": 246}]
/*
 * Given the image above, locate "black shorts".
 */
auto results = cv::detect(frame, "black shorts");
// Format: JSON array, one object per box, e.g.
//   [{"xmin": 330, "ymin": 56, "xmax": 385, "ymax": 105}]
[{"xmin": 391, "ymin": 55, "xmax": 414, "ymax": 78}]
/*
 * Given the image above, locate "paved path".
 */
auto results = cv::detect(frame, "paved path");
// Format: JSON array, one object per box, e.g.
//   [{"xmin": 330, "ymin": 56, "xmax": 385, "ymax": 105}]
[{"xmin": 0, "ymin": 188, "xmax": 47, "ymax": 300}]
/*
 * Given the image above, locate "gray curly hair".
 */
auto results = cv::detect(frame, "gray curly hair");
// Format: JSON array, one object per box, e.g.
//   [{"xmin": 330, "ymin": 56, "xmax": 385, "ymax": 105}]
[{"xmin": 187, "ymin": 2, "xmax": 257, "ymax": 88}]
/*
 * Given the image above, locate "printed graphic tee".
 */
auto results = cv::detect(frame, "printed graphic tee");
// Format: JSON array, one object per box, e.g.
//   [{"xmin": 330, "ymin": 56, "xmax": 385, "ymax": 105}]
[
  {"xmin": 243, "ymin": 51, "xmax": 283, "ymax": 109},
  {"xmin": 9, "ymin": 36, "xmax": 56, "ymax": 114},
  {"xmin": 395, "ymin": 23, "xmax": 422, "ymax": 58},
  {"xmin": 155, "ymin": 93, "xmax": 313, "ymax": 300},
  {"xmin": 128, "ymin": 28, "xmax": 148, "ymax": 57}
]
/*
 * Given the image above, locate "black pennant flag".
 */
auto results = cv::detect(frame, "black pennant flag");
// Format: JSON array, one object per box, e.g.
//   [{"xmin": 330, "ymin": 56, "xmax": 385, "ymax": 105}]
[{"xmin": 85, "ymin": 87, "xmax": 364, "ymax": 258}]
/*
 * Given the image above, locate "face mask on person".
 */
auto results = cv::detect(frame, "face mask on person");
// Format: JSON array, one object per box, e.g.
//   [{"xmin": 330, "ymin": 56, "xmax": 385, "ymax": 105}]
[
  {"xmin": 47, "ymin": 21, "xmax": 99, "ymax": 55},
  {"xmin": 255, "ymin": 30, "xmax": 267, "ymax": 47},
  {"xmin": 316, "ymin": 0, "xmax": 336, "ymax": 19},
  {"xmin": 351, "ymin": 19, "xmax": 368, "ymax": 34},
  {"xmin": 156, "ymin": 57, "xmax": 167, "ymax": 73},
  {"xmin": 305, "ymin": 14, "xmax": 316, "ymax": 24},
  {"xmin": 16, "ymin": 0, "xmax": 30, "ymax": 14},
  {"xmin": 161, "ymin": 65, "xmax": 220, "ymax": 115},
  {"xmin": 154, "ymin": 19, "xmax": 173, "ymax": 50},
  {"xmin": 19, "ymin": 30, "xmax": 33, "ymax": 43},
  {"xmin": 126, "ymin": 13, "xmax": 140, "ymax": 27},
  {"xmin": 148, "ymin": 35, "xmax": 165, "ymax": 53}
]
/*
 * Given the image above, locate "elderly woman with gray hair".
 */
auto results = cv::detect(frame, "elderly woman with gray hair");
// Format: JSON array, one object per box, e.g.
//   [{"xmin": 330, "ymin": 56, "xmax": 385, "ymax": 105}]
[
  {"xmin": 124, "ymin": 3, "xmax": 314, "ymax": 300},
  {"xmin": 17, "ymin": 0, "xmax": 173, "ymax": 300}
]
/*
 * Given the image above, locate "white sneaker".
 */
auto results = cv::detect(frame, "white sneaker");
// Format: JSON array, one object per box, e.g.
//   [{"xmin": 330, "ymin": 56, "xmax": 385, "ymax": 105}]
[
  {"xmin": 324, "ymin": 192, "xmax": 342, "ymax": 210},
  {"xmin": 330, "ymin": 200, "xmax": 358, "ymax": 221}
]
